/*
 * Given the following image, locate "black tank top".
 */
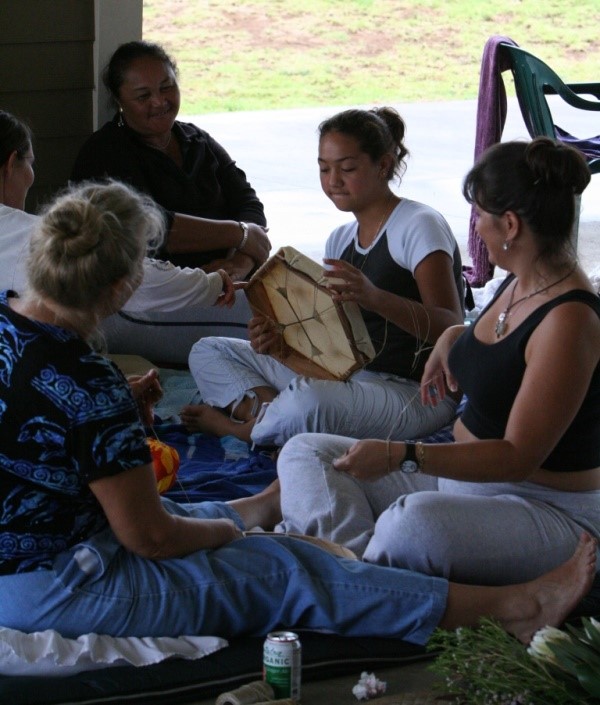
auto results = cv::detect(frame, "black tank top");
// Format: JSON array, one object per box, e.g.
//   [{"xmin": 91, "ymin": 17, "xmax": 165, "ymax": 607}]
[{"xmin": 448, "ymin": 276, "xmax": 600, "ymax": 471}]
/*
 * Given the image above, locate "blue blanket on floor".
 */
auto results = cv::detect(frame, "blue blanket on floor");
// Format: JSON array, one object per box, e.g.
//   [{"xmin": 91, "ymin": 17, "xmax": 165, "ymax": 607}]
[{"xmin": 155, "ymin": 423, "xmax": 278, "ymax": 503}]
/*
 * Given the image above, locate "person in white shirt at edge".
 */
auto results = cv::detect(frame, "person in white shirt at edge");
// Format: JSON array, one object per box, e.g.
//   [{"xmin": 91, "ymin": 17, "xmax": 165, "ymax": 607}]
[{"xmin": 0, "ymin": 109, "xmax": 245, "ymax": 367}]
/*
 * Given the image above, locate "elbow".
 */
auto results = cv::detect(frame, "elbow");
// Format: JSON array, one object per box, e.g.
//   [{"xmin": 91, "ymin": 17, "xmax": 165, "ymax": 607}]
[
  {"xmin": 118, "ymin": 523, "xmax": 181, "ymax": 561},
  {"xmin": 122, "ymin": 535, "xmax": 172, "ymax": 561},
  {"xmin": 503, "ymin": 450, "xmax": 539, "ymax": 483}
]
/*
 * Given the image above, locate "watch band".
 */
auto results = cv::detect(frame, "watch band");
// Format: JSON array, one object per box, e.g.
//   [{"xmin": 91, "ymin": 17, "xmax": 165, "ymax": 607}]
[{"xmin": 403, "ymin": 442, "xmax": 417, "ymax": 463}]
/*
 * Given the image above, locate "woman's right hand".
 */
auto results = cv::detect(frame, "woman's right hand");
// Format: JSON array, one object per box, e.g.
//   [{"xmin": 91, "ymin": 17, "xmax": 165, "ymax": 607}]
[
  {"xmin": 240, "ymin": 224, "xmax": 271, "ymax": 266},
  {"xmin": 249, "ymin": 314, "xmax": 281, "ymax": 355},
  {"xmin": 215, "ymin": 269, "xmax": 236, "ymax": 307},
  {"xmin": 421, "ymin": 324, "xmax": 466, "ymax": 405}
]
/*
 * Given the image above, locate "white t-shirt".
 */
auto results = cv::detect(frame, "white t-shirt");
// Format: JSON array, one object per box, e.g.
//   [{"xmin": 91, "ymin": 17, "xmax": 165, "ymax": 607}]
[
  {"xmin": 0, "ymin": 204, "xmax": 224, "ymax": 312},
  {"xmin": 0, "ymin": 205, "xmax": 35, "ymax": 294},
  {"xmin": 325, "ymin": 198, "xmax": 457, "ymax": 272}
]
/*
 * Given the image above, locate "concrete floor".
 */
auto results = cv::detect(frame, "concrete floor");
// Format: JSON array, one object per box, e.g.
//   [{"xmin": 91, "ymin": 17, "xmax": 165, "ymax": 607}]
[{"xmin": 188, "ymin": 97, "xmax": 600, "ymax": 273}]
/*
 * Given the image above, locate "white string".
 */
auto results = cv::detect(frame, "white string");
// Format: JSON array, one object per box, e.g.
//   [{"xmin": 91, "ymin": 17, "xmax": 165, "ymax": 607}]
[{"xmin": 384, "ymin": 373, "xmax": 437, "ymax": 441}]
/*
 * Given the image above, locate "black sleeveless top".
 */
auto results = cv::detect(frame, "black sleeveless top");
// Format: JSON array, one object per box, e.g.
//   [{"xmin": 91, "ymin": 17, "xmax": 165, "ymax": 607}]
[{"xmin": 448, "ymin": 275, "xmax": 600, "ymax": 471}]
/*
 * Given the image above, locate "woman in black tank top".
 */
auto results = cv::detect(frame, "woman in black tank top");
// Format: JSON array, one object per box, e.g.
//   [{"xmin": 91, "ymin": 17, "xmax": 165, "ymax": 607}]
[{"xmin": 277, "ymin": 137, "xmax": 600, "ymax": 594}]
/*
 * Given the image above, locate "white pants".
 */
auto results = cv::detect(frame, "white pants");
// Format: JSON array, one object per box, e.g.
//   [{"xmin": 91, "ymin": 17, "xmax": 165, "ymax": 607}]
[
  {"xmin": 276, "ymin": 433, "xmax": 600, "ymax": 585},
  {"xmin": 188, "ymin": 337, "xmax": 457, "ymax": 446}
]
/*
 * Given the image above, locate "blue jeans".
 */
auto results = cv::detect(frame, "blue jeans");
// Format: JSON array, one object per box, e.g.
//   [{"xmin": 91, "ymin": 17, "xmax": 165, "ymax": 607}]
[{"xmin": 0, "ymin": 499, "xmax": 448, "ymax": 646}]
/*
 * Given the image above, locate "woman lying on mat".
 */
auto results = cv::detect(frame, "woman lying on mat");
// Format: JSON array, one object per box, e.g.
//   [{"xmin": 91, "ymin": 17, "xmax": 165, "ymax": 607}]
[
  {"xmin": 274, "ymin": 137, "xmax": 600, "ymax": 590},
  {"xmin": 0, "ymin": 174, "xmax": 594, "ymax": 647},
  {"xmin": 182, "ymin": 107, "xmax": 465, "ymax": 446}
]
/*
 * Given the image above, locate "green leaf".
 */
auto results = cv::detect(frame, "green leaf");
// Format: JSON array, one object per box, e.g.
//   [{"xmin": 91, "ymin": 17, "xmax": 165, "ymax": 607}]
[
  {"xmin": 576, "ymin": 663, "xmax": 600, "ymax": 697},
  {"xmin": 581, "ymin": 618, "xmax": 600, "ymax": 652}
]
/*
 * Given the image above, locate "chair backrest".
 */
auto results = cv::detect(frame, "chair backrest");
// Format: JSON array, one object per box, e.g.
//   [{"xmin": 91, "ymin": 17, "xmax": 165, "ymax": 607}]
[
  {"xmin": 500, "ymin": 44, "xmax": 559, "ymax": 138},
  {"xmin": 500, "ymin": 43, "xmax": 600, "ymax": 176}
]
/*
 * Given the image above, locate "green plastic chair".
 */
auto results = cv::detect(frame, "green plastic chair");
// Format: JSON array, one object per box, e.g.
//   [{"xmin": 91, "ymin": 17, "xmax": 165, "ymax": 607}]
[
  {"xmin": 500, "ymin": 43, "xmax": 600, "ymax": 248},
  {"xmin": 500, "ymin": 43, "xmax": 600, "ymax": 174}
]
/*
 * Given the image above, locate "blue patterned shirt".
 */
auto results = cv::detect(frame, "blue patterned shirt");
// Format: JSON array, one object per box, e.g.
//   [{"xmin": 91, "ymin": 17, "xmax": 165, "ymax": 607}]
[{"xmin": 0, "ymin": 291, "xmax": 151, "ymax": 574}]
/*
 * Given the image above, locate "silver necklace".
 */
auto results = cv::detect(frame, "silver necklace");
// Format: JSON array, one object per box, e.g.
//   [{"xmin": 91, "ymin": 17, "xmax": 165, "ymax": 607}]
[
  {"xmin": 353, "ymin": 194, "xmax": 397, "ymax": 270},
  {"xmin": 495, "ymin": 267, "xmax": 575, "ymax": 338}
]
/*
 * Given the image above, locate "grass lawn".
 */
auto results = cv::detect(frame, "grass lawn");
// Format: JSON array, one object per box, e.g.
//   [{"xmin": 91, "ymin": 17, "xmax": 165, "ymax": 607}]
[{"xmin": 143, "ymin": 0, "xmax": 600, "ymax": 114}]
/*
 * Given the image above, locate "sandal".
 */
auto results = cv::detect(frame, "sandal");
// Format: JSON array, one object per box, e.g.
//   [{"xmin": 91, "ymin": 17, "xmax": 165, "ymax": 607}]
[{"xmin": 229, "ymin": 390, "xmax": 260, "ymax": 424}]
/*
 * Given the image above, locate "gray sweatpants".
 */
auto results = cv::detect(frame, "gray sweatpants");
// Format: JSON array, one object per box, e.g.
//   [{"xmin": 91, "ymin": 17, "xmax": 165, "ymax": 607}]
[
  {"xmin": 189, "ymin": 336, "xmax": 456, "ymax": 447},
  {"xmin": 276, "ymin": 433, "xmax": 600, "ymax": 585}
]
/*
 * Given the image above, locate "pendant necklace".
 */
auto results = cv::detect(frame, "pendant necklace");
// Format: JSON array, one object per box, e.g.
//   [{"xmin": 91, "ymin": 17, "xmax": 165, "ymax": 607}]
[{"xmin": 495, "ymin": 267, "xmax": 575, "ymax": 339}]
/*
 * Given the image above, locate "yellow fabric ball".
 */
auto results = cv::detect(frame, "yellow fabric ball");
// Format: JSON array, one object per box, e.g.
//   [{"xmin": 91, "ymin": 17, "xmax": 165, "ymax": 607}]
[{"xmin": 147, "ymin": 438, "xmax": 180, "ymax": 494}]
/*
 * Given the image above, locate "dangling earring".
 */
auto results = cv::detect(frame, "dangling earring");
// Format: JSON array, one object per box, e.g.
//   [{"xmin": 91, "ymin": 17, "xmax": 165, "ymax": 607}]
[
  {"xmin": 502, "ymin": 241, "xmax": 510, "ymax": 251},
  {"xmin": 117, "ymin": 107, "xmax": 124, "ymax": 128}
]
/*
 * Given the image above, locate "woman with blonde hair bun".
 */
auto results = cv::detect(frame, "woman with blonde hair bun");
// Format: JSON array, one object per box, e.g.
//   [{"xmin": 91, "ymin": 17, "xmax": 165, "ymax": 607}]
[{"xmin": 25, "ymin": 180, "xmax": 165, "ymax": 333}]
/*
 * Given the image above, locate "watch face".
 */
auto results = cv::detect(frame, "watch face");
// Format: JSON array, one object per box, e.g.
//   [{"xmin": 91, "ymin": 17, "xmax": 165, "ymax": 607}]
[{"xmin": 400, "ymin": 460, "xmax": 419, "ymax": 474}]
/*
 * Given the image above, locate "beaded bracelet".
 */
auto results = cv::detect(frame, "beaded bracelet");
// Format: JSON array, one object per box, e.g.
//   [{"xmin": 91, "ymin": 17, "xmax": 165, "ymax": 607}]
[{"xmin": 237, "ymin": 221, "xmax": 249, "ymax": 251}]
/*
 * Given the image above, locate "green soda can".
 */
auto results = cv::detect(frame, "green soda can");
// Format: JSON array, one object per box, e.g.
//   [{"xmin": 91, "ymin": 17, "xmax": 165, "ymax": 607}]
[{"xmin": 262, "ymin": 631, "xmax": 301, "ymax": 701}]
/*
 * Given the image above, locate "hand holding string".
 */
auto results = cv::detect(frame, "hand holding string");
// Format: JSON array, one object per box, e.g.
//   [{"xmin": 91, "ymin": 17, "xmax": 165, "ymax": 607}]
[
  {"xmin": 323, "ymin": 258, "xmax": 380, "ymax": 309},
  {"xmin": 215, "ymin": 269, "xmax": 236, "ymax": 308},
  {"xmin": 127, "ymin": 369, "xmax": 163, "ymax": 427},
  {"xmin": 420, "ymin": 325, "xmax": 465, "ymax": 406},
  {"xmin": 332, "ymin": 439, "xmax": 390, "ymax": 481}
]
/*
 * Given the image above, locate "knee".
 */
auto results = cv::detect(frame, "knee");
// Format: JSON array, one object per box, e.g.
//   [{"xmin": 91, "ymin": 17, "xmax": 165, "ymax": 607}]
[
  {"xmin": 188, "ymin": 337, "xmax": 218, "ymax": 368},
  {"xmin": 277, "ymin": 434, "xmax": 318, "ymax": 481},
  {"xmin": 278, "ymin": 381, "xmax": 338, "ymax": 432},
  {"xmin": 278, "ymin": 433, "xmax": 347, "ymax": 477},
  {"xmin": 250, "ymin": 385, "xmax": 325, "ymax": 445},
  {"xmin": 364, "ymin": 493, "xmax": 454, "ymax": 574}
]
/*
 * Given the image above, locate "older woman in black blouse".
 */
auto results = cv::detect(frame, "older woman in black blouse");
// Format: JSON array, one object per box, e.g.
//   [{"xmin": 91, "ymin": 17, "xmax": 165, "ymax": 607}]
[{"xmin": 71, "ymin": 41, "xmax": 270, "ymax": 280}]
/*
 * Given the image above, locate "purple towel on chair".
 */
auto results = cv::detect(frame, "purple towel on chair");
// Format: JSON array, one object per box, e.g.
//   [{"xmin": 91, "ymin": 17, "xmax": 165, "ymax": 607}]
[
  {"xmin": 555, "ymin": 125, "xmax": 600, "ymax": 161},
  {"xmin": 466, "ymin": 36, "xmax": 518, "ymax": 287}
]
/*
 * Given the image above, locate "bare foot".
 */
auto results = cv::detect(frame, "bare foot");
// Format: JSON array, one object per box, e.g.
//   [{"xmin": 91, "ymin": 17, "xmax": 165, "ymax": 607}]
[
  {"xmin": 502, "ymin": 532, "xmax": 597, "ymax": 644},
  {"xmin": 229, "ymin": 479, "xmax": 282, "ymax": 530},
  {"xmin": 442, "ymin": 533, "xmax": 597, "ymax": 644},
  {"xmin": 180, "ymin": 403, "xmax": 252, "ymax": 441}
]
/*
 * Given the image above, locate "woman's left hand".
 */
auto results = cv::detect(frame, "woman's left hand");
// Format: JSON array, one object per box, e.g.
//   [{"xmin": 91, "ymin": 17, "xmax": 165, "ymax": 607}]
[
  {"xmin": 249, "ymin": 314, "xmax": 281, "ymax": 355},
  {"xmin": 323, "ymin": 258, "xmax": 380, "ymax": 310},
  {"xmin": 332, "ymin": 439, "xmax": 389, "ymax": 481},
  {"xmin": 127, "ymin": 369, "xmax": 163, "ymax": 427}
]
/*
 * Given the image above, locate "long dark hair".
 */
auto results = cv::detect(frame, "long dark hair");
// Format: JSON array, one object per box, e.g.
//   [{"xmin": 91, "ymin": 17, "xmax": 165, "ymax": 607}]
[{"xmin": 0, "ymin": 110, "xmax": 32, "ymax": 167}]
